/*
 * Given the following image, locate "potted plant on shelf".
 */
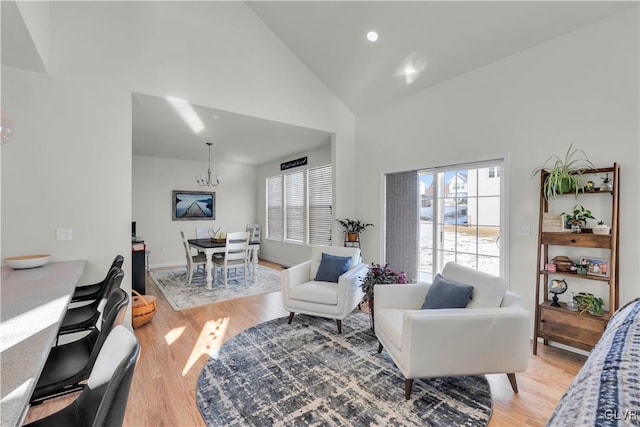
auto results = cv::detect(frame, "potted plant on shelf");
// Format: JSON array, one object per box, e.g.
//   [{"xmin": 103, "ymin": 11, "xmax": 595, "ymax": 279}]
[
  {"xmin": 336, "ymin": 218, "xmax": 373, "ymax": 242},
  {"xmin": 531, "ymin": 143, "xmax": 595, "ymax": 199},
  {"xmin": 361, "ymin": 263, "xmax": 407, "ymax": 330},
  {"xmin": 573, "ymin": 292, "xmax": 605, "ymax": 316},
  {"xmin": 593, "ymin": 220, "xmax": 611, "ymax": 235},
  {"xmin": 562, "ymin": 204, "xmax": 595, "ymax": 234}
]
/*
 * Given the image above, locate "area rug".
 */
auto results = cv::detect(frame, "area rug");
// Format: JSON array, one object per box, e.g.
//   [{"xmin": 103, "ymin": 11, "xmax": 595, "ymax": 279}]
[
  {"xmin": 196, "ymin": 312, "xmax": 493, "ymax": 426},
  {"xmin": 150, "ymin": 265, "xmax": 281, "ymax": 311}
]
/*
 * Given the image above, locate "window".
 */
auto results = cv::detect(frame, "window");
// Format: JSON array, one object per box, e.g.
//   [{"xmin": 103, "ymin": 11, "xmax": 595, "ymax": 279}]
[
  {"xmin": 266, "ymin": 164, "xmax": 333, "ymax": 245},
  {"xmin": 266, "ymin": 175, "xmax": 282, "ymax": 240},
  {"xmin": 308, "ymin": 165, "xmax": 332, "ymax": 245},
  {"xmin": 285, "ymin": 171, "xmax": 304, "ymax": 243},
  {"xmin": 418, "ymin": 159, "xmax": 505, "ymax": 279},
  {"xmin": 385, "ymin": 159, "xmax": 506, "ymax": 282}
]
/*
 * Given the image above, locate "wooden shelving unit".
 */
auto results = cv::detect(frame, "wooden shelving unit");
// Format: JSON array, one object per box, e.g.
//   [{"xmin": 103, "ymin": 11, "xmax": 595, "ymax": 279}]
[{"xmin": 532, "ymin": 164, "xmax": 619, "ymax": 354}]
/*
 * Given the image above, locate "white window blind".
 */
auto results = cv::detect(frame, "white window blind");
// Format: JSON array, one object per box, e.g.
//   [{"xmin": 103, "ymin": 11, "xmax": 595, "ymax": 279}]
[
  {"xmin": 285, "ymin": 171, "xmax": 304, "ymax": 243},
  {"xmin": 308, "ymin": 165, "xmax": 332, "ymax": 246},
  {"xmin": 267, "ymin": 175, "xmax": 282, "ymax": 240}
]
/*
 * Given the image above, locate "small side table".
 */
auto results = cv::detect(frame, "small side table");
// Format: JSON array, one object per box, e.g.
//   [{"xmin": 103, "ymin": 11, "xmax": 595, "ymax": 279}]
[{"xmin": 343, "ymin": 232, "xmax": 360, "ymax": 248}]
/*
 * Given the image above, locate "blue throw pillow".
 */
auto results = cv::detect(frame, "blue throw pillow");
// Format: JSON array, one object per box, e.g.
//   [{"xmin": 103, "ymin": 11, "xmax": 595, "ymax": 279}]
[
  {"xmin": 314, "ymin": 253, "xmax": 352, "ymax": 283},
  {"xmin": 422, "ymin": 274, "xmax": 473, "ymax": 309}
]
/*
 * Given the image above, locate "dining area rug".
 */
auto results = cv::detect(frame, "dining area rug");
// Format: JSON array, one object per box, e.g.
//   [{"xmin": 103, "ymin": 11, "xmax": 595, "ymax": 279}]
[
  {"xmin": 196, "ymin": 312, "xmax": 493, "ymax": 426},
  {"xmin": 149, "ymin": 265, "xmax": 281, "ymax": 310}
]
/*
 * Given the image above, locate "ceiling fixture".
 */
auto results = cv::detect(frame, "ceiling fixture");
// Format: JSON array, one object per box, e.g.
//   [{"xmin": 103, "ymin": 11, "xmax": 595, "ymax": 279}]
[
  {"xmin": 366, "ymin": 31, "xmax": 378, "ymax": 42},
  {"xmin": 196, "ymin": 142, "xmax": 222, "ymax": 187}
]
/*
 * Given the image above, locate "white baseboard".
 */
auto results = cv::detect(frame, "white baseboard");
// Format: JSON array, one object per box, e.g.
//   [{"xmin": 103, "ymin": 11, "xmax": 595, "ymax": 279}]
[
  {"xmin": 535, "ymin": 337, "xmax": 590, "ymax": 357},
  {"xmin": 148, "ymin": 262, "xmax": 186, "ymax": 270},
  {"xmin": 259, "ymin": 255, "xmax": 292, "ymax": 268}
]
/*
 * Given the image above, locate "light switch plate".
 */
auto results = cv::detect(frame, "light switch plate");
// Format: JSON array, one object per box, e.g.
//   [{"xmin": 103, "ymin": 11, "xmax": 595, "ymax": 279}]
[{"xmin": 56, "ymin": 228, "xmax": 72, "ymax": 241}]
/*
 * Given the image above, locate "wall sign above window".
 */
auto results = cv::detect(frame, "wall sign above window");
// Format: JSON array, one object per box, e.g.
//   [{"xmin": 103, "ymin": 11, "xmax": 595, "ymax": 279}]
[{"xmin": 281, "ymin": 156, "xmax": 308, "ymax": 171}]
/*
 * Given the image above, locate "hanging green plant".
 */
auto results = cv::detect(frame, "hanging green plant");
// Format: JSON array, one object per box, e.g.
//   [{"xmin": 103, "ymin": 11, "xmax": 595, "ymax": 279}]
[{"xmin": 531, "ymin": 143, "xmax": 595, "ymax": 199}]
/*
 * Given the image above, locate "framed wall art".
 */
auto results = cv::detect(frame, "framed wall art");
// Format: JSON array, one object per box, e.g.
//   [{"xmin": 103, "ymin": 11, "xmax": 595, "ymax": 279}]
[{"xmin": 172, "ymin": 190, "xmax": 215, "ymax": 221}]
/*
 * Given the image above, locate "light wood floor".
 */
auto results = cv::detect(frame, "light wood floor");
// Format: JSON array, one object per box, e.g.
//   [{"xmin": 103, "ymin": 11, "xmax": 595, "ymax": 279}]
[{"xmin": 25, "ymin": 260, "xmax": 586, "ymax": 426}]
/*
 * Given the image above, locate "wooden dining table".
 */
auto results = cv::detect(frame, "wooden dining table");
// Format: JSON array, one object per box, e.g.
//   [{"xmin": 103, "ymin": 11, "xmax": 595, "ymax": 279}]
[
  {"xmin": 0, "ymin": 260, "xmax": 86, "ymax": 427},
  {"xmin": 188, "ymin": 239, "xmax": 260, "ymax": 290}
]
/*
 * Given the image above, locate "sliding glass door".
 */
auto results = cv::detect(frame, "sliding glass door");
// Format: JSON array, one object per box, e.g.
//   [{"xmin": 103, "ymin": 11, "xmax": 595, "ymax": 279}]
[{"xmin": 417, "ymin": 160, "xmax": 504, "ymax": 280}]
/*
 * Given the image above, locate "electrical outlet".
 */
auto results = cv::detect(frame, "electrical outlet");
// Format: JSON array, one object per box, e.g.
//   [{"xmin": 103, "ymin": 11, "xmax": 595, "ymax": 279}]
[
  {"xmin": 518, "ymin": 224, "xmax": 531, "ymax": 236},
  {"xmin": 56, "ymin": 228, "xmax": 73, "ymax": 241}
]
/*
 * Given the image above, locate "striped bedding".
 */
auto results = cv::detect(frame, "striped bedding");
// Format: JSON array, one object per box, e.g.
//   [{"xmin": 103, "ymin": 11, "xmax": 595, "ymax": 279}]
[{"xmin": 547, "ymin": 297, "xmax": 640, "ymax": 426}]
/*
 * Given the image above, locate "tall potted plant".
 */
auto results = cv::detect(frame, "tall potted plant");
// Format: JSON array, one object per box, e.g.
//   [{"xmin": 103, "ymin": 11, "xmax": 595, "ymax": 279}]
[
  {"xmin": 361, "ymin": 263, "xmax": 407, "ymax": 330},
  {"xmin": 531, "ymin": 143, "xmax": 595, "ymax": 199},
  {"xmin": 336, "ymin": 218, "xmax": 373, "ymax": 242}
]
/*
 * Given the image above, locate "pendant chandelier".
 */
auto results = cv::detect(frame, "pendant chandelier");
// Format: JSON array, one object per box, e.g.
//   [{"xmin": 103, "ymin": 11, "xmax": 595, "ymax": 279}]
[{"xmin": 196, "ymin": 142, "xmax": 222, "ymax": 187}]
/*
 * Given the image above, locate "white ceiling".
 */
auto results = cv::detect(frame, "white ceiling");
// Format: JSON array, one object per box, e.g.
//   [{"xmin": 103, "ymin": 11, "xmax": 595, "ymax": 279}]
[
  {"xmin": 132, "ymin": 93, "xmax": 331, "ymax": 166},
  {"xmin": 247, "ymin": 1, "xmax": 634, "ymax": 114},
  {"xmin": 5, "ymin": 1, "xmax": 635, "ymax": 165}
]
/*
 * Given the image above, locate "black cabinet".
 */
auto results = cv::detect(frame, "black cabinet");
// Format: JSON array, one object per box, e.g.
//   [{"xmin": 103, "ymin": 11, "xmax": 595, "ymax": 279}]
[{"xmin": 132, "ymin": 242, "xmax": 146, "ymax": 294}]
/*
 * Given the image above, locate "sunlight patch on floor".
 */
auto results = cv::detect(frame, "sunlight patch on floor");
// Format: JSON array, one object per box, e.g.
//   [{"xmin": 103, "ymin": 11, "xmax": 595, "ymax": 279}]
[
  {"xmin": 182, "ymin": 317, "xmax": 229, "ymax": 376},
  {"xmin": 164, "ymin": 326, "xmax": 185, "ymax": 345}
]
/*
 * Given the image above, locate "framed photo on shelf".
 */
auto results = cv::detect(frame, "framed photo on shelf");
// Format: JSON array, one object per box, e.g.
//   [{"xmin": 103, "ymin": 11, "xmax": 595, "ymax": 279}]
[{"xmin": 579, "ymin": 256, "xmax": 610, "ymax": 278}]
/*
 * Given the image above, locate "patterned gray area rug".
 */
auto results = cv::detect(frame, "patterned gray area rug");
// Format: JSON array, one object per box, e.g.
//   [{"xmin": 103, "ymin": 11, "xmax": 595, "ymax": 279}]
[
  {"xmin": 196, "ymin": 312, "xmax": 493, "ymax": 426},
  {"xmin": 150, "ymin": 265, "xmax": 281, "ymax": 311}
]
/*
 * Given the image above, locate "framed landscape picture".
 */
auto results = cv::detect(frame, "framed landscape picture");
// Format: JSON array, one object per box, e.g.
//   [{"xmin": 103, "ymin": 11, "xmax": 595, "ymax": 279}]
[
  {"xmin": 172, "ymin": 190, "xmax": 215, "ymax": 221},
  {"xmin": 579, "ymin": 256, "xmax": 610, "ymax": 278}
]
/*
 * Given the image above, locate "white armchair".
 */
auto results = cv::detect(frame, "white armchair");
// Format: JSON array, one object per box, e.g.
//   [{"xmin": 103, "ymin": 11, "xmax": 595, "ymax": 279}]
[
  {"xmin": 280, "ymin": 246, "xmax": 368, "ymax": 334},
  {"xmin": 374, "ymin": 262, "xmax": 530, "ymax": 399}
]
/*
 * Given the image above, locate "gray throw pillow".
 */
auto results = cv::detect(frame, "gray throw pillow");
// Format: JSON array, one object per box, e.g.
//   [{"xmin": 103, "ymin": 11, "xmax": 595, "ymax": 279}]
[{"xmin": 422, "ymin": 274, "xmax": 473, "ymax": 309}]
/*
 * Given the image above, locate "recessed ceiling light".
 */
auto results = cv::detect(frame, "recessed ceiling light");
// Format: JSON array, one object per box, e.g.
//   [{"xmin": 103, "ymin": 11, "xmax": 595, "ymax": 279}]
[{"xmin": 366, "ymin": 31, "xmax": 378, "ymax": 42}]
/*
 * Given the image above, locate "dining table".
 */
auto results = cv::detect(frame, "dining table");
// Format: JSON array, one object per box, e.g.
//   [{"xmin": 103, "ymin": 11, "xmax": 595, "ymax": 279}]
[
  {"xmin": 188, "ymin": 239, "xmax": 260, "ymax": 290},
  {"xmin": 1, "ymin": 259, "xmax": 86, "ymax": 427}
]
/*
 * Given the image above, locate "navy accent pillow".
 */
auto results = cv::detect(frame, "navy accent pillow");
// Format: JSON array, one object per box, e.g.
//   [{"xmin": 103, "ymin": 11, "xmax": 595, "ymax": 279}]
[
  {"xmin": 314, "ymin": 253, "xmax": 352, "ymax": 283},
  {"xmin": 422, "ymin": 274, "xmax": 473, "ymax": 309}
]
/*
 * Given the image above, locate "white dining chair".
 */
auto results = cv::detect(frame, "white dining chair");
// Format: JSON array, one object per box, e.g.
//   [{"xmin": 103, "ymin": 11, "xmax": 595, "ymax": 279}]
[
  {"xmin": 195, "ymin": 226, "xmax": 211, "ymax": 239},
  {"xmin": 213, "ymin": 231, "xmax": 249, "ymax": 287},
  {"xmin": 180, "ymin": 231, "xmax": 206, "ymax": 285}
]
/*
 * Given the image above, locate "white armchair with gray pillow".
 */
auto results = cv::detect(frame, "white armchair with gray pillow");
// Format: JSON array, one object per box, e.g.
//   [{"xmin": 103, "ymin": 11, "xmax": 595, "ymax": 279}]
[
  {"xmin": 280, "ymin": 246, "xmax": 368, "ymax": 334},
  {"xmin": 374, "ymin": 262, "xmax": 530, "ymax": 399}
]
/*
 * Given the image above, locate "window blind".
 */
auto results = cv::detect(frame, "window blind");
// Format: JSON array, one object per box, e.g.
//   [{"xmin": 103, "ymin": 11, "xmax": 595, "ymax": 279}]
[
  {"xmin": 285, "ymin": 171, "xmax": 304, "ymax": 243},
  {"xmin": 267, "ymin": 175, "xmax": 283, "ymax": 240},
  {"xmin": 385, "ymin": 171, "xmax": 419, "ymax": 281},
  {"xmin": 308, "ymin": 165, "xmax": 332, "ymax": 246}
]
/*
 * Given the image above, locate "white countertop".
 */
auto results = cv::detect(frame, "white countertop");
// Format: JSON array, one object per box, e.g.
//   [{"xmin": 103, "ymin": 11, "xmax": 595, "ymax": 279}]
[{"xmin": 1, "ymin": 260, "xmax": 86, "ymax": 427}]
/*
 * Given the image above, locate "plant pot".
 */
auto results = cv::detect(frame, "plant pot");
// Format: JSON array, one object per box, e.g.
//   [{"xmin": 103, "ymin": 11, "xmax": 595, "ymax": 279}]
[
  {"xmin": 368, "ymin": 298, "xmax": 375, "ymax": 331},
  {"xmin": 593, "ymin": 225, "xmax": 610, "ymax": 235},
  {"xmin": 347, "ymin": 232, "xmax": 359, "ymax": 242},
  {"xmin": 558, "ymin": 177, "xmax": 574, "ymax": 194},
  {"xmin": 571, "ymin": 224, "xmax": 581, "ymax": 234}
]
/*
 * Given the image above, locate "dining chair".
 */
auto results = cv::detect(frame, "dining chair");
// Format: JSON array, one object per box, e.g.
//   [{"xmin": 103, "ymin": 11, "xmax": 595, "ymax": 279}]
[
  {"xmin": 195, "ymin": 226, "xmax": 211, "ymax": 239},
  {"xmin": 25, "ymin": 325, "xmax": 139, "ymax": 427},
  {"xmin": 213, "ymin": 231, "xmax": 249, "ymax": 287},
  {"xmin": 181, "ymin": 230, "xmax": 206, "ymax": 285},
  {"xmin": 71, "ymin": 254, "xmax": 124, "ymax": 303},
  {"xmin": 246, "ymin": 223, "xmax": 261, "ymax": 243},
  {"xmin": 30, "ymin": 288, "xmax": 130, "ymax": 404},
  {"xmin": 57, "ymin": 267, "xmax": 124, "ymax": 337}
]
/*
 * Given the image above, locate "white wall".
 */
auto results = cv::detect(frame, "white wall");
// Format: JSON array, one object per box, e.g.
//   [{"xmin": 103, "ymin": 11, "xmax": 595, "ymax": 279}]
[
  {"xmin": 132, "ymin": 155, "xmax": 257, "ymax": 268},
  {"xmin": 355, "ymin": 10, "xmax": 639, "ymax": 319},
  {"xmin": 256, "ymin": 143, "xmax": 332, "ymax": 267},
  {"xmin": 1, "ymin": 2, "xmax": 355, "ymax": 325}
]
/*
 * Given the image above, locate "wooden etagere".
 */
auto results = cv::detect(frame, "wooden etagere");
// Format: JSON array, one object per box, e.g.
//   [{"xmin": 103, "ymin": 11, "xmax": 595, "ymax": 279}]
[{"xmin": 533, "ymin": 163, "xmax": 620, "ymax": 354}]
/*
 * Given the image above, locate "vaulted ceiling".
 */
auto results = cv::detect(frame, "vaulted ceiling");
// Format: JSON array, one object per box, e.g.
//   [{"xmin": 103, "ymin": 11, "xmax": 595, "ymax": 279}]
[{"xmin": 3, "ymin": 1, "xmax": 634, "ymax": 164}]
